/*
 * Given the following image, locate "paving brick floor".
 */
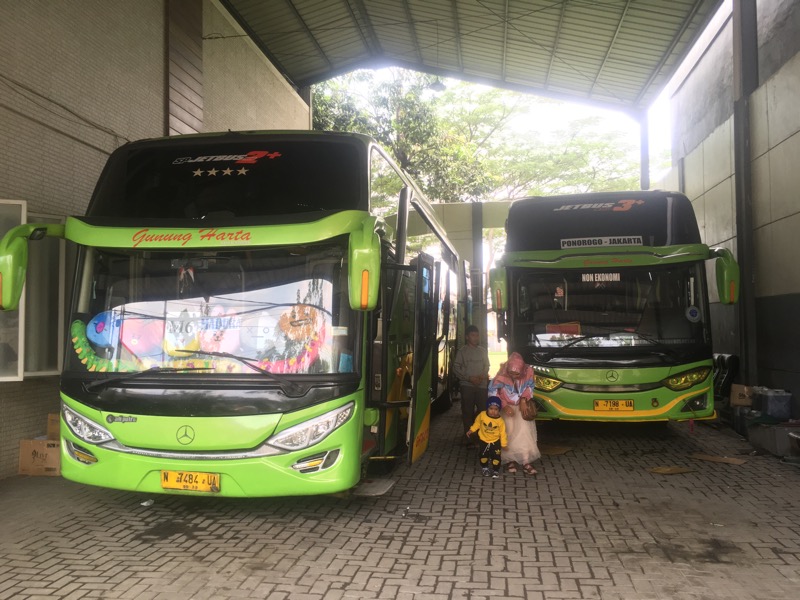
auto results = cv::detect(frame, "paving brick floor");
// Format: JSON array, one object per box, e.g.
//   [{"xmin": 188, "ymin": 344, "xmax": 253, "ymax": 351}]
[{"xmin": 2, "ymin": 405, "xmax": 800, "ymax": 599}]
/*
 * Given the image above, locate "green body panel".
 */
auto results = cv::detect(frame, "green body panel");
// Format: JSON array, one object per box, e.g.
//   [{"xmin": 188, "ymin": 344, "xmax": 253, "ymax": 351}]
[
  {"xmin": 91, "ymin": 407, "xmax": 282, "ymax": 451},
  {"xmin": 59, "ymin": 394, "xmax": 363, "ymax": 497},
  {"xmin": 64, "ymin": 211, "xmax": 373, "ymax": 248},
  {"xmin": 348, "ymin": 216, "xmax": 382, "ymax": 310},
  {"xmin": 501, "ymin": 244, "xmax": 710, "ymax": 269},
  {"xmin": 712, "ymin": 247, "xmax": 740, "ymax": 304},
  {"xmin": 0, "ymin": 223, "xmax": 65, "ymax": 310},
  {"xmin": 409, "ymin": 358, "xmax": 433, "ymax": 461},
  {"xmin": 534, "ymin": 359, "xmax": 714, "ymax": 422}
]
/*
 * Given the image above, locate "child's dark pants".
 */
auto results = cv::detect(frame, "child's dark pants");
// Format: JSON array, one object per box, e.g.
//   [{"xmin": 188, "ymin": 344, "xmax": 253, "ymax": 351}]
[{"xmin": 478, "ymin": 439, "xmax": 502, "ymax": 473}]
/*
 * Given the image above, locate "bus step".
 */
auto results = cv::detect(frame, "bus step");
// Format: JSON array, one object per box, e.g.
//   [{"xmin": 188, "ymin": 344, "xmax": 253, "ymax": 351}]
[{"xmin": 351, "ymin": 478, "xmax": 397, "ymax": 497}]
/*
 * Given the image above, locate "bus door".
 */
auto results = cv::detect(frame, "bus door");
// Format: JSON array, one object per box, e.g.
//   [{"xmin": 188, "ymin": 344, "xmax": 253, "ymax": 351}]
[
  {"xmin": 432, "ymin": 260, "xmax": 456, "ymax": 406},
  {"xmin": 408, "ymin": 253, "xmax": 436, "ymax": 464},
  {"xmin": 373, "ymin": 262, "xmax": 415, "ymax": 458},
  {"xmin": 431, "ymin": 261, "xmax": 445, "ymax": 403}
]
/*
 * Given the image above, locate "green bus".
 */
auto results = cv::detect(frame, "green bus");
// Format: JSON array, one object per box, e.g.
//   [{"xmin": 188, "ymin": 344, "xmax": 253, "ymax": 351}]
[
  {"xmin": 489, "ymin": 191, "xmax": 739, "ymax": 422},
  {"xmin": 0, "ymin": 131, "xmax": 464, "ymax": 496}
]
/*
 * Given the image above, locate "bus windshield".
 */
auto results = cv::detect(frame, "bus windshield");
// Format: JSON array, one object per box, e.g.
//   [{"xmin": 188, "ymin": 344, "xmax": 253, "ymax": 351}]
[
  {"xmin": 66, "ymin": 240, "xmax": 357, "ymax": 378},
  {"xmin": 511, "ymin": 263, "xmax": 710, "ymax": 360}
]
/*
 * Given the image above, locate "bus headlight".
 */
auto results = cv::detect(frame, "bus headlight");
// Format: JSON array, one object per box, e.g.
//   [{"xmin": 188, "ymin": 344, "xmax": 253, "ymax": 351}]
[
  {"xmin": 267, "ymin": 402, "xmax": 354, "ymax": 451},
  {"xmin": 63, "ymin": 405, "xmax": 115, "ymax": 444},
  {"xmin": 535, "ymin": 374, "xmax": 563, "ymax": 392},
  {"xmin": 662, "ymin": 367, "xmax": 711, "ymax": 391}
]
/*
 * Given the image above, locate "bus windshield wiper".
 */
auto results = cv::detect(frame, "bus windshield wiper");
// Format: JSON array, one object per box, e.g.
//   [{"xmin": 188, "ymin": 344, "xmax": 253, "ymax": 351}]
[
  {"xmin": 626, "ymin": 331, "xmax": 681, "ymax": 360},
  {"xmin": 84, "ymin": 366, "xmax": 215, "ymax": 392},
  {"xmin": 536, "ymin": 329, "xmax": 681, "ymax": 363},
  {"xmin": 172, "ymin": 349, "xmax": 306, "ymax": 396},
  {"xmin": 593, "ymin": 327, "xmax": 683, "ymax": 360},
  {"xmin": 534, "ymin": 334, "xmax": 598, "ymax": 362}
]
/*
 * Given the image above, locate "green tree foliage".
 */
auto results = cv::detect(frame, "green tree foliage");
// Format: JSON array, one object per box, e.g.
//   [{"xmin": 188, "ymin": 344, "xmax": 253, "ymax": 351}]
[
  {"xmin": 313, "ymin": 70, "xmax": 496, "ymax": 203},
  {"xmin": 491, "ymin": 118, "xmax": 640, "ymax": 198},
  {"xmin": 312, "ymin": 68, "xmax": 641, "ymax": 203}
]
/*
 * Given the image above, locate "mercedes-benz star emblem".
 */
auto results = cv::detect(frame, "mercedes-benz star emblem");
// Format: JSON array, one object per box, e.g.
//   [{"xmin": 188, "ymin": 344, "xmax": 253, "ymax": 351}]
[
  {"xmin": 176, "ymin": 425, "xmax": 195, "ymax": 445},
  {"xmin": 606, "ymin": 370, "xmax": 619, "ymax": 383}
]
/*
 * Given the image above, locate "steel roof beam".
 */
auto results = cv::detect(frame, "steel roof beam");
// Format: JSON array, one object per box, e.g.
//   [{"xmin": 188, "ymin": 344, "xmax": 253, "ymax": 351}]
[
  {"xmin": 284, "ymin": 0, "xmax": 333, "ymax": 70},
  {"xmin": 589, "ymin": 0, "xmax": 632, "ymax": 96},
  {"xmin": 401, "ymin": 0, "xmax": 424, "ymax": 63},
  {"xmin": 501, "ymin": 0, "xmax": 509, "ymax": 81},
  {"xmin": 450, "ymin": 0, "xmax": 464, "ymax": 71},
  {"xmin": 545, "ymin": 1, "xmax": 568, "ymax": 89},
  {"xmin": 634, "ymin": 0, "xmax": 708, "ymax": 106},
  {"xmin": 349, "ymin": 0, "xmax": 383, "ymax": 56}
]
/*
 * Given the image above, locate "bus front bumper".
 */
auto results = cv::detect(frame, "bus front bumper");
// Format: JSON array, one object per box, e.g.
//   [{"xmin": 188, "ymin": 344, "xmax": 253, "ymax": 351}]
[
  {"xmin": 58, "ymin": 411, "xmax": 363, "ymax": 498},
  {"xmin": 533, "ymin": 385, "xmax": 715, "ymax": 422}
]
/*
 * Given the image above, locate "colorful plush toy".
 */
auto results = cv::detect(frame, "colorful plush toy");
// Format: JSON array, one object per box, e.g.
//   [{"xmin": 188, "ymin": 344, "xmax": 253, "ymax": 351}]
[
  {"xmin": 86, "ymin": 310, "xmax": 123, "ymax": 349},
  {"xmin": 198, "ymin": 305, "xmax": 240, "ymax": 354}
]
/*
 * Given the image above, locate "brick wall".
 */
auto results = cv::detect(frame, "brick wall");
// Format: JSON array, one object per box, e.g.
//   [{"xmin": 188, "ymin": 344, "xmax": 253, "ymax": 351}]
[{"xmin": 0, "ymin": 0, "xmax": 310, "ymax": 480}]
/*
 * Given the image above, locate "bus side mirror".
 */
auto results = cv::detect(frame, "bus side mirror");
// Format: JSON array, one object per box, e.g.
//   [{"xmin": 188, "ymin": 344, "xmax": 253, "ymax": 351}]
[
  {"xmin": 348, "ymin": 220, "xmax": 381, "ymax": 311},
  {"xmin": 0, "ymin": 223, "xmax": 66, "ymax": 310},
  {"xmin": 710, "ymin": 247, "xmax": 739, "ymax": 304},
  {"xmin": 489, "ymin": 266, "xmax": 507, "ymax": 311}
]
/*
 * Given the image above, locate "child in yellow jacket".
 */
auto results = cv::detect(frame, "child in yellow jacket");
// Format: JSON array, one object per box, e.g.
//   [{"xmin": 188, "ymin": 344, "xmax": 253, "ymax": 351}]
[{"xmin": 467, "ymin": 396, "xmax": 508, "ymax": 478}]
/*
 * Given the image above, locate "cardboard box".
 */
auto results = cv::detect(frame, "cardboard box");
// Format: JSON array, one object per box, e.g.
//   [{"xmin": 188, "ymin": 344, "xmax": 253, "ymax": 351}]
[
  {"xmin": 18, "ymin": 439, "xmax": 61, "ymax": 476},
  {"xmin": 729, "ymin": 384, "xmax": 754, "ymax": 407},
  {"xmin": 47, "ymin": 413, "xmax": 60, "ymax": 440}
]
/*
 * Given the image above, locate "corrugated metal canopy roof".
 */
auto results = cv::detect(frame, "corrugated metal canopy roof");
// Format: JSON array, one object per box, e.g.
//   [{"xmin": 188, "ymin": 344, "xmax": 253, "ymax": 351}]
[{"xmin": 219, "ymin": 0, "xmax": 722, "ymax": 114}]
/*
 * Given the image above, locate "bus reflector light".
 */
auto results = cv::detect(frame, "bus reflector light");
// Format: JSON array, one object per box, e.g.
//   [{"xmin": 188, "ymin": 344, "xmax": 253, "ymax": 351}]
[
  {"xmin": 63, "ymin": 406, "xmax": 115, "ymax": 444},
  {"xmin": 65, "ymin": 441, "xmax": 98, "ymax": 464},
  {"xmin": 291, "ymin": 449, "xmax": 341, "ymax": 473},
  {"xmin": 662, "ymin": 367, "xmax": 711, "ymax": 391}
]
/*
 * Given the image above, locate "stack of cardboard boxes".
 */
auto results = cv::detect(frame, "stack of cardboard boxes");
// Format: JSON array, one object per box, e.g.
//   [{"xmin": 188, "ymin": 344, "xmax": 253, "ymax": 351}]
[{"xmin": 18, "ymin": 413, "xmax": 61, "ymax": 476}]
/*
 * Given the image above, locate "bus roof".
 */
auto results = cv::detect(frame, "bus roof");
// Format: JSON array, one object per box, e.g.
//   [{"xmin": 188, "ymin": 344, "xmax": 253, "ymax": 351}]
[{"xmin": 505, "ymin": 191, "xmax": 702, "ymax": 252}]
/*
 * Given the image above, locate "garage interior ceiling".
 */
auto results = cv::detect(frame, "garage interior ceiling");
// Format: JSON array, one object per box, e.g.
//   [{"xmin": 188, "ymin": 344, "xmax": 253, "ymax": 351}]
[{"xmin": 219, "ymin": 0, "xmax": 723, "ymax": 114}]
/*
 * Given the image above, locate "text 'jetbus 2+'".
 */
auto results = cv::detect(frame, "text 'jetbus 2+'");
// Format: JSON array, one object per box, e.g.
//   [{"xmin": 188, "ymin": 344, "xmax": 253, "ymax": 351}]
[
  {"xmin": 489, "ymin": 191, "xmax": 739, "ymax": 422},
  {"xmin": 0, "ymin": 131, "xmax": 466, "ymax": 497}
]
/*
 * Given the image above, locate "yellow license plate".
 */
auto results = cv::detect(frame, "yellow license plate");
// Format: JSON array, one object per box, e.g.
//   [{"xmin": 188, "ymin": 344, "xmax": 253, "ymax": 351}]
[
  {"xmin": 161, "ymin": 470, "xmax": 220, "ymax": 492},
  {"xmin": 594, "ymin": 399, "xmax": 634, "ymax": 411}
]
